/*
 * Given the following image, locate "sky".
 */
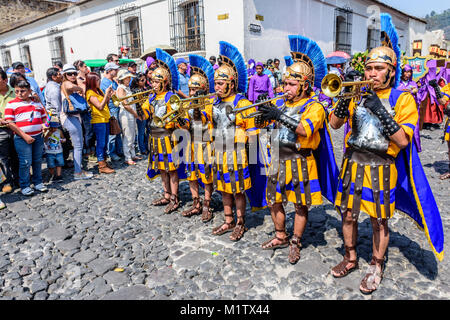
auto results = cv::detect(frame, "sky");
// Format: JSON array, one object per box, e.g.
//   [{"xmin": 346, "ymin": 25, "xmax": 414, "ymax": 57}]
[{"xmin": 379, "ymin": 0, "xmax": 449, "ymax": 18}]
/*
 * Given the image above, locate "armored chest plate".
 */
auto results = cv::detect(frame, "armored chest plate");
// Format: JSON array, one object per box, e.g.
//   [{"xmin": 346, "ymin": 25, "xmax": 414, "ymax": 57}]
[
  {"xmin": 212, "ymin": 102, "xmax": 236, "ymax": 144},
  {"xmin": 150, "ymin": 98, "xmax": 167, "ymax": 128},
  {"xmin": 275, "ymin": 103, "xmax": 303, "ymax": 149},
  {"xmin": 348, "ymin": 98, "xmax": 395, "ymax": 154}
]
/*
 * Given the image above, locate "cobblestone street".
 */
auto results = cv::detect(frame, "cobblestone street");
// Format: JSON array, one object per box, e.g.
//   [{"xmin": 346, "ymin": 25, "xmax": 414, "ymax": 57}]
[{"xmin": 0, "ymin": 125, "xmax": 449, "ymax": 300}]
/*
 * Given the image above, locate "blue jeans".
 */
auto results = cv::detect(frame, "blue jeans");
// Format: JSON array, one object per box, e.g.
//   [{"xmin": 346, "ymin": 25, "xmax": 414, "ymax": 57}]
[
  {"xmin": 136, "ymin": 118, "xmax": 148, "ymax": 153},
  {"xmin": 14, "ymin": 134, "xmax": 44, "ymax": 189},
  {"xmin": 93, "ymin": 122, "xmax": 110, "ymax": 161},
  {"xmin": 46, "ymin": 152, "xmax": 64, "ymax": 168},
  {"xmin": 108, "ymin": 107, "xmax": 123, "ymax": 157},
  {"xmin": 63, "ymin": 115, "xmax": 83, "ymax": 174}
]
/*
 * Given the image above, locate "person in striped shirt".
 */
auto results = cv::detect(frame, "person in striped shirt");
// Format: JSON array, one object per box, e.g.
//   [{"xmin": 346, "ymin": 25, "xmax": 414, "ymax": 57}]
[{"xmin": 4, "ymin": 80, "xmax": 48, "ymax": 196}]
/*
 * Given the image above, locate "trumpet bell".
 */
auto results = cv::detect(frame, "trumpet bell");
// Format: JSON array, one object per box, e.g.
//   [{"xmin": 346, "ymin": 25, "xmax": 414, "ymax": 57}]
[{"xmin": 321, "ymin": 73, "xmax": 342, "ymax": 98}]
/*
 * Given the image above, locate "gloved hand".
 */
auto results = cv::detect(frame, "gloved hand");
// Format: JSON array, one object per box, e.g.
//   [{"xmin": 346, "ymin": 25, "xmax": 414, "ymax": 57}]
[
  {"xmin": 363, "ymin": 90, "xmax": 385, "ymax": 115},
  {"xmin": 364, "ymin": 90, "xmax": 401, "ymax": 137},
  {"xmin": 258, "ymin": 104, "xmax": 282, "ymax": 121},
  {"xmin": 256, "ymin": 93, "xmax": 269, "ymax": 103},
  {"xmin": 193, "ymin": 108, "xmax": 202, "ymax": 121}
]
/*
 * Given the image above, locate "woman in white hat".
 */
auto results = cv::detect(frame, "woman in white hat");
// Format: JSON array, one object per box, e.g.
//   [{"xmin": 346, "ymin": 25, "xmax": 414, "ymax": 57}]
[
  {"xmin": 60, "ymin": 64, "xmax": 93, "ymax": 180},
  {"xmin": 116, "ymin": 69, "xmax": 142, "ymax": 165}
]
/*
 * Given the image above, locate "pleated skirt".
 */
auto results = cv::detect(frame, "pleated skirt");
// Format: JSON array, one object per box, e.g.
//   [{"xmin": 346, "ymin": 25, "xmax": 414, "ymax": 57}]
[
  {"xmin": 148, "ymin": 129, "xmax": 179, "ymax": 172},
  {"xmin": 213, "ymin": 144, "xmax": 251, "ymax": 194},
  {"xmin": 266, "ymin": 153, "xmax": 322, "ymax": 207},
  {"xmin": 186, "ymin": 139, "xmax": 214, "ymax": 184},
  {"xmin": 335, "ymin": 149, "xmax": 397, "ymax": 220}
]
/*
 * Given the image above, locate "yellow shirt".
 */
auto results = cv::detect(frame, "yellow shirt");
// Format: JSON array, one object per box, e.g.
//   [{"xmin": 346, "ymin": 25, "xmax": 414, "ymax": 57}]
[
  {"xmin": 86, "ymin": 89, "xmax": 111, "ymax": 124},
  {"xmin": 441, "ymin": 83, "xmax": 450, "ymax": 104},
  {"xmin": 343, "ymin": 88, "xmax": 418, "ymax": 158}
]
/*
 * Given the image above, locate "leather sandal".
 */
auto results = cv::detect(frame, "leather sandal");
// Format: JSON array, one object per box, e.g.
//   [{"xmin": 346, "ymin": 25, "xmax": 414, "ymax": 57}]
[
  {"xmin": 212, "ymin": 214, "xmax": 236, "ymax": 235},
  {"xmin": 261, "ymin": 229, "xmax": 289, "ymax": 250},
  {"xmin": 230, "ymin": 219, "xmax": 247, "ymax": 242},
  {"xmin": 201, "ymin": 199, "xmax": 214, "ymax": 223},
  {"xmin": 152, "ymin": 193, "xmax": 171, "ymax": 206},
  {"xmin": 331, "ymin": 245, "xmax": 359, "ymax": 278},
  {"xmin": 181, "ymin": 197, "xmax": 202, "ymax": 217},
  {"xmin": 164, "ymin": 195, "xmax": 180, "ymax": 214},
  {"xmin": 360, "ymin": 256, "xmax": 385, "ymax": 295},
  {"xmin": 288, "ymin": 235, "xmax": 302, "ymax": 264}
]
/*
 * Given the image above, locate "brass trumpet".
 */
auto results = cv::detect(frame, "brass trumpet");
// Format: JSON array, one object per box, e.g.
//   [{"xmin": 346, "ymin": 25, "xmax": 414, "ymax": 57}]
[
  {"xmin": 111, "ymin": 89, "xmax": 154, "ymax": 107},
  {"xmin": 231, "ymin": 93, "xmax": 289, "ymax": 119},
  {"xmin": 321, "ymin": 73, "xmax": 374, "ymax": 100},
  {"xmin": 152, "ymin": 94, "xmax": 216, "ymax": 128}
]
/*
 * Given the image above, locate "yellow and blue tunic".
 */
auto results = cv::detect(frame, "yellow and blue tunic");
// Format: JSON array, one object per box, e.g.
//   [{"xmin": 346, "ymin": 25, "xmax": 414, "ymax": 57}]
[
  {"xmin": 441, "ymin": 83, "xmax": 450, "ymax": 142},
  {"xmin": 185, "ymin": 98, "xmax": 215, "ymax": 184},
  {"xmin": 212, "ymin": 94, "xmax": 259, "ymax": 194},
  {"xmin": 142, "ymin": 91, "xmax": 180, "ymax": 175},
  {"xmin": 333, "ymin": 88, "xmax": 418, "ymax": 220},
  {"xmin": 266, "ymin": 97, "xmax": 325, "ymax": 206}
]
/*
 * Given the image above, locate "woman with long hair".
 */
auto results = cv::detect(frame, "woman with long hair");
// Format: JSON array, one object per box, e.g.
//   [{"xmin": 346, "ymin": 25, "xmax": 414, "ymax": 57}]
[
  {"xmin": 60, "ymin": 64, "xmax": 93, "ymax": 180},
  {"xmin": 74, "ymin": 60, "xmax": 96, "ymax": 162},
  {"xmin": 85, "ymin": 72, "xmax": 115, "ymax": 174}
]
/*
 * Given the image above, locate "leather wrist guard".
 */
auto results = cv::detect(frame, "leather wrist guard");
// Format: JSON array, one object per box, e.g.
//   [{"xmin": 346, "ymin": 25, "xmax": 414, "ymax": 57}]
[
  {"xmin": 372, "ymin": 107, "xmax": 401, "ymax": 137},
  {"xmin": 444, "ymin": 105, "xmax": 450, "ymax": 117},
  {"xmin": 334, "ymin": 98, "xmax": 351, "ymax": 119},
  {"xmin": 278, "ymin": 113, "xmax": 300, "ymax": 132}
]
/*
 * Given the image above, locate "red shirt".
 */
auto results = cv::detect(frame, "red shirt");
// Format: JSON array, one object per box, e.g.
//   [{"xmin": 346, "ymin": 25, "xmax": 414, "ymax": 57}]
[{"xmin": 4, "ymin": 98, "xmax": 47, "ymax": 136}]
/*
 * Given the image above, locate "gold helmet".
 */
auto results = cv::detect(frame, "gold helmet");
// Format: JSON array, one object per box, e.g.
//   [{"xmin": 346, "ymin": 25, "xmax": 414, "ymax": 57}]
[
  {"xmin": 150, "ymin": 66, "xmax": 171, "ymax": 94},
  {"xmin": 284, "ymin": 52, "xmax": 316, "ymax": 96},
  {"xmin": 365, "ymin": 46, "xmax": 397, "ymax": 68},
  {"xmin": 364, "ymin": 13, "xmax": 401, "ymax": 89},
  {"xmin": 214, "ymin": 63, "xmax": 237, "ymax": 97},
  {"xmin": 188, "ymin": 73, "xmax": 208, "ymax": 91}
]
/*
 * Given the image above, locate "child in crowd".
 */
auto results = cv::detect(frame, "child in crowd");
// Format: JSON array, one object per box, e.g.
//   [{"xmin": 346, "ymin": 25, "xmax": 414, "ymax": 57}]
[{"xmin": 44, "ymin": 117, "xmax": 65, "ymax": 182}]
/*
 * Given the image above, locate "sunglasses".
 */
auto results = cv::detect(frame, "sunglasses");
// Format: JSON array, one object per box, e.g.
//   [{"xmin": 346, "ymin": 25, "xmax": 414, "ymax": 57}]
[
  {"xmin": 66, "ymin": 72, "xmax": 77, "ymax": 76},
  {"xmin": 113, "ymin": 60, "xmax": 120, "ymax": 63}
]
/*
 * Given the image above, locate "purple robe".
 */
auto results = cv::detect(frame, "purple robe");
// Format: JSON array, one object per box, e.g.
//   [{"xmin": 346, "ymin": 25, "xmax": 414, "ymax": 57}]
[
  {"xmin": 248, "ymin": 73, "xmax": 274, "ymax": 103},
  {"xmin": 398, "ymin": 64, "xmax": 421, "ymax": 152}
]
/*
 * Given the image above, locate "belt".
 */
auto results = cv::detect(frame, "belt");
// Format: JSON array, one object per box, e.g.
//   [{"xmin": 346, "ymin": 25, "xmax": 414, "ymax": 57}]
[
  {"xmin": 150, "ymin": 127, "xmax": 173, "ymax": 138},
  {"xmin": 345, "ymin": 147, "xmax": 394, "ymax": 165}
]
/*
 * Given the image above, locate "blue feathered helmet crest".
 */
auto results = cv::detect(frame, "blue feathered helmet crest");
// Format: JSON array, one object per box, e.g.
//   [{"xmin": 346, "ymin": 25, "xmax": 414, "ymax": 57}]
[
  {"xmin": 215, "ymin": 41, "xmax": 248, "ymax": 94},
  {"xmin": 287, "ymin": 35, "xmax": 327, "ymax": 89},
  {"xmin": 188, "ymin": 54, "xmax": 215, "ymax": 93},
  {"xmin": 365, "ymin": 13, "xmax": 401, "ymax": 88},
  {"xmin": 155, "ymin": 48, "xmax": 179, "ymax": 91}
]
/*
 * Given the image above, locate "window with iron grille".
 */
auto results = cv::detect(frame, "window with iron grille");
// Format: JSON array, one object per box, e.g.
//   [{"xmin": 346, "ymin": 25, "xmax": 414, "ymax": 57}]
[
  {"xmin": 169, "ymin": 0, "xmax": 205, "ymax": 53},
  {"xmin": 0, "ymin": 45, "xmax": 12, "ymax": 70},
  {"xmin": 48, "ymin": 29, "xmax": 67, "ymax": 65},
  {"xmin": 115, "ymin": 5, "xmax": 144, "ymax": 58},
  {"xmin": 18, "ymin": 40, "xmax": 33, "ymax": 70},
  {"xmin": 367, "ymin": 27, "xmax": 380, "ymax": 51},
  {"xmin": 334, "ymin": 7, "xmax": 353, "ymax": 54}
]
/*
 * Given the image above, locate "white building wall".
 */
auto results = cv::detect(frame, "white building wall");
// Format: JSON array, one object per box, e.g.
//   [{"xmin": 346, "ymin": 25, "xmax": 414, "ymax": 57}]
[{"xmin": 203, "ymin": 0, "xmax": 245, "ymax": 59}]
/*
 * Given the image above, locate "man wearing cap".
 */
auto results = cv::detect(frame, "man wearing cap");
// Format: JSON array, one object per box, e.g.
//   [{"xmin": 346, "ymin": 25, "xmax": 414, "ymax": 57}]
[
  {"xmin": 12, "ymin": 62, "xmax": 45, "ymax": 105},
  {"xmin": 177, "ymin": 58, "xmax": 190, "ymax": 99},
  {"xmin": 128, "ymin": 61, "xmax": 137, "ymax": 75},
  {"xmin": 101, "ymin": 62, "xmax": 122, "ymax": 161}
]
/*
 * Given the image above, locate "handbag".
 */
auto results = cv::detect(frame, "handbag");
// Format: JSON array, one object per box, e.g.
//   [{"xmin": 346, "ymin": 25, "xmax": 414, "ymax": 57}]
[
  {"xmin": 61, "ymin": 85, "xmax": 88, "ymax": 115},
  {"xmin": 109, "ymin": 116, "xmax": 122, "ymax": 135}
]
